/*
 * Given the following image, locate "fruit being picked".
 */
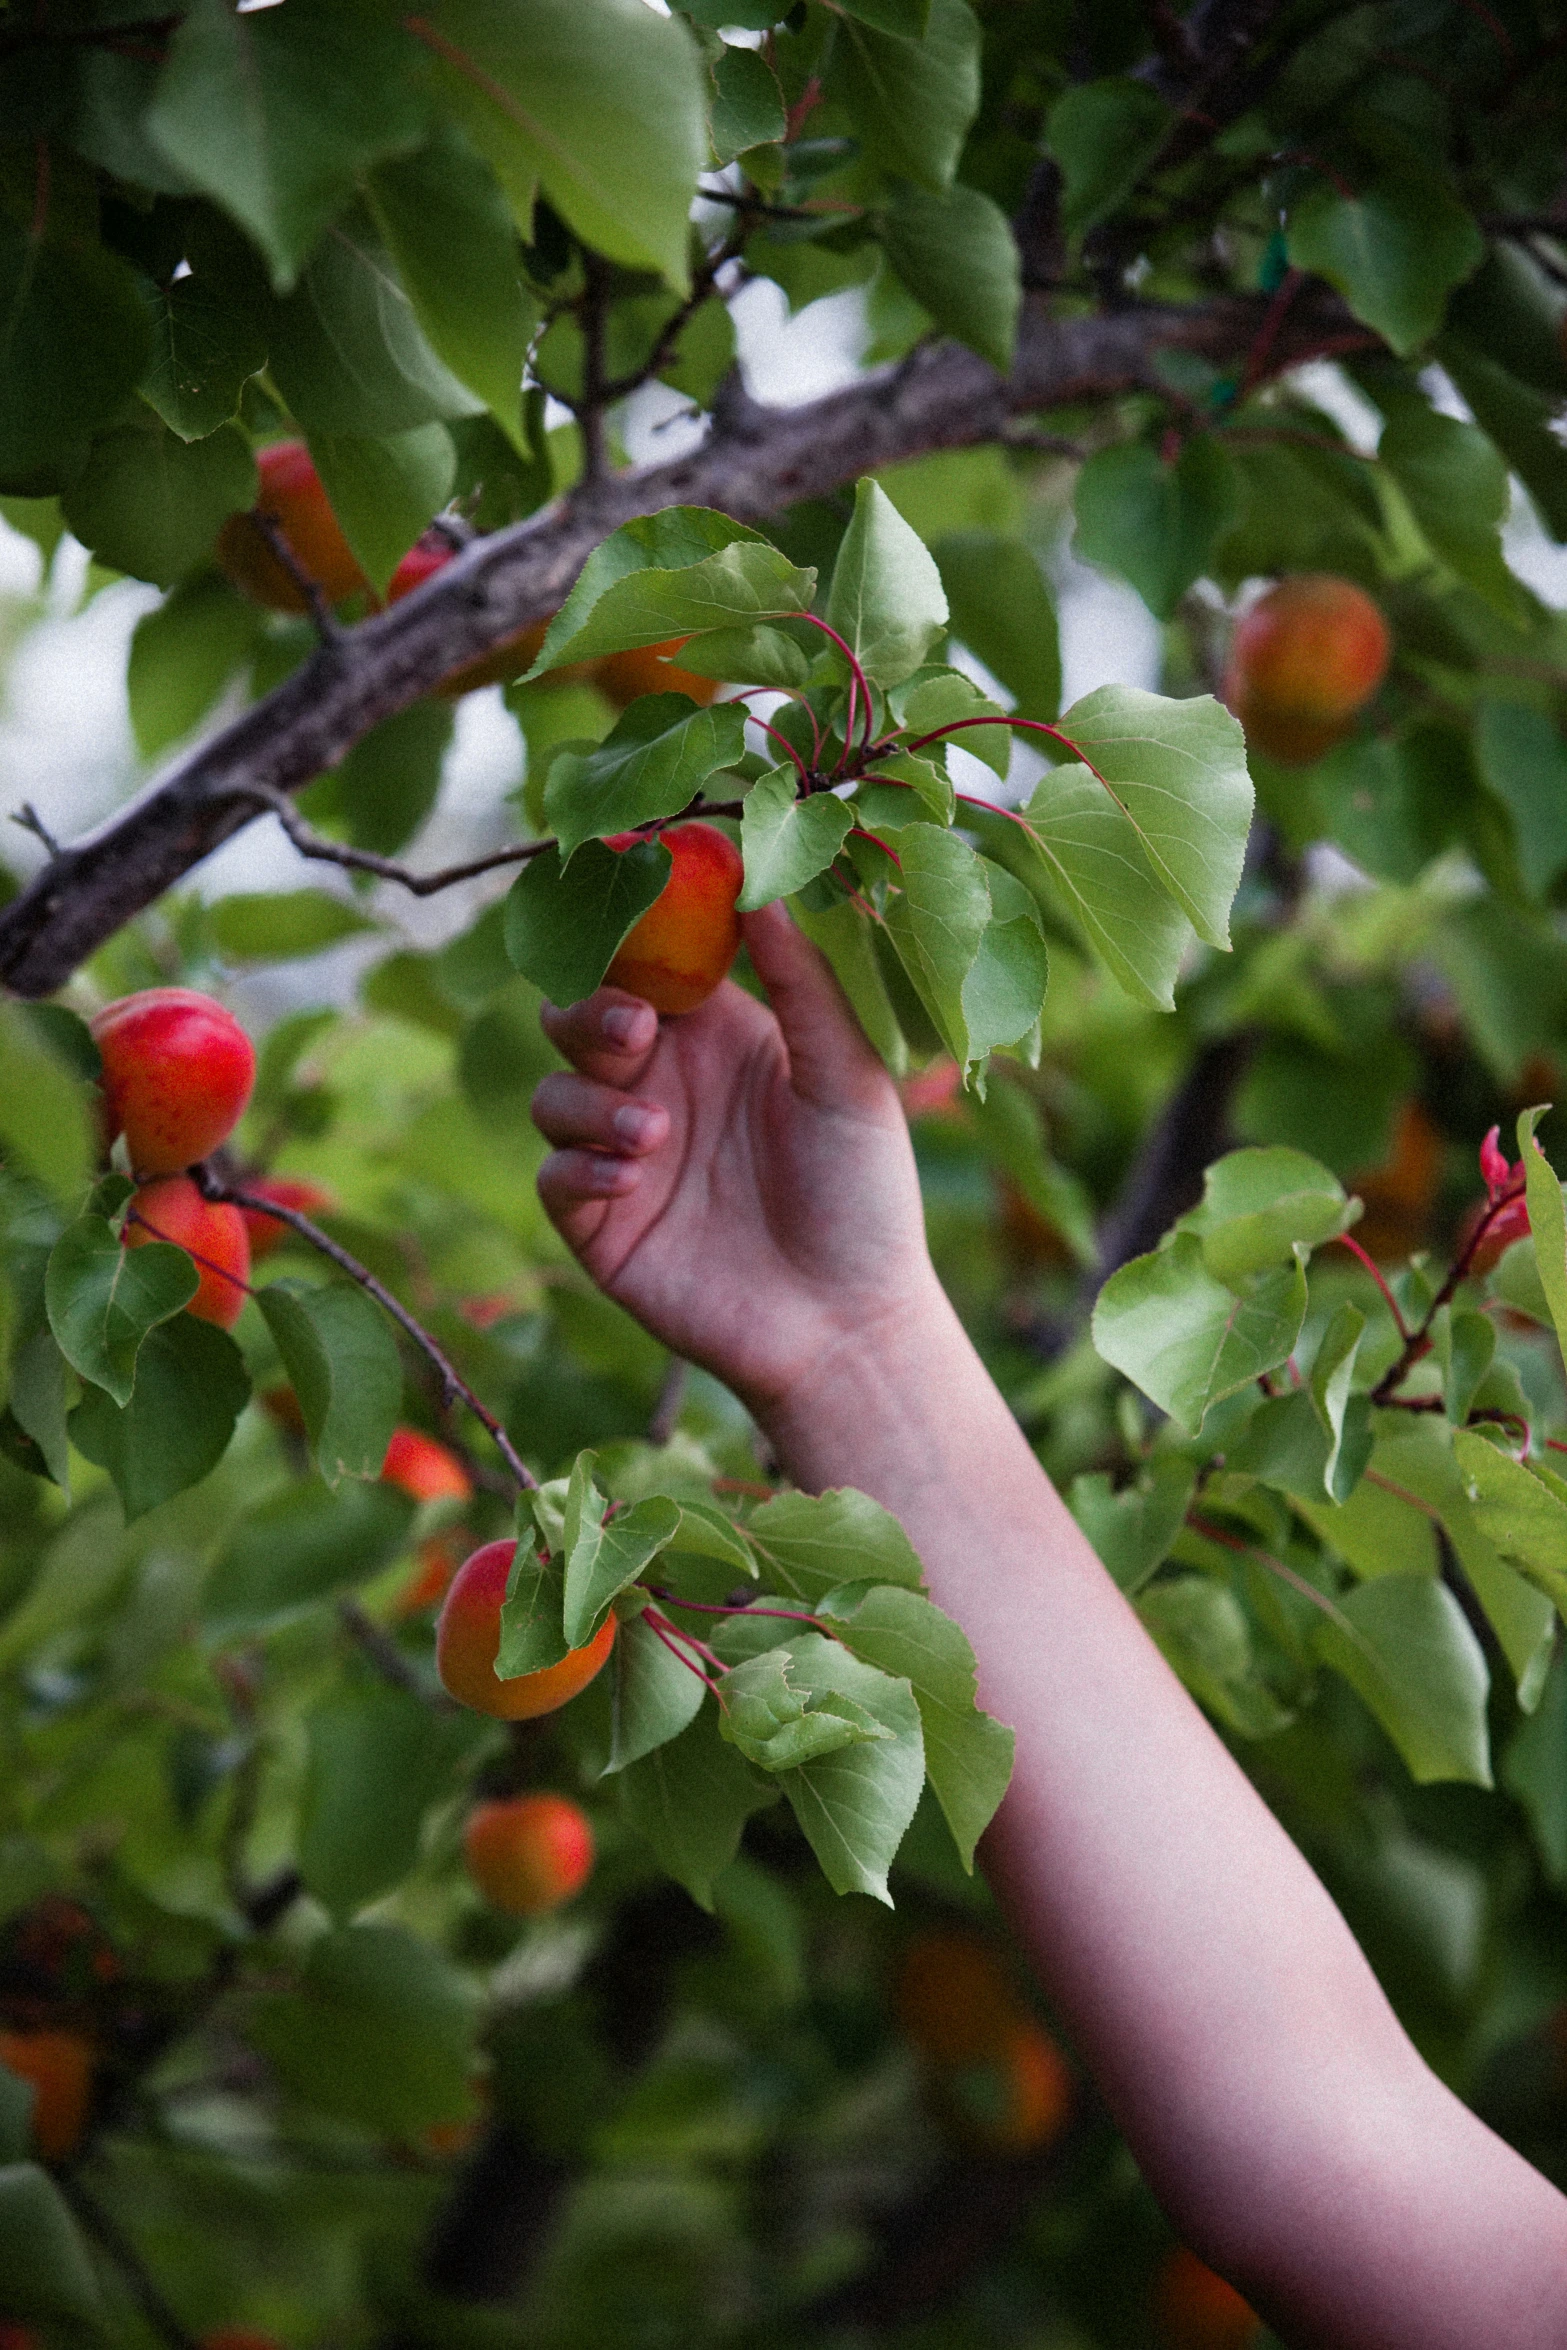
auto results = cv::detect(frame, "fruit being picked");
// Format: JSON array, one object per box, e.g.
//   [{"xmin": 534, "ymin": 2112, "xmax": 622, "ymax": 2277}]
[
  {"xmin": 437, "ymin": 1538, "xmax": 616, "ymax": 1718},
  {"xmin": 91, "ymin": 988, "xmax": 255, "ymax": 1175},
  {"xmin": 1223, "ymin": 574, "xmax": 1391, "ymax": 766},
  {"xmin": 605, "ymin": 821, "xmax": 744, "ymax": 1015}
]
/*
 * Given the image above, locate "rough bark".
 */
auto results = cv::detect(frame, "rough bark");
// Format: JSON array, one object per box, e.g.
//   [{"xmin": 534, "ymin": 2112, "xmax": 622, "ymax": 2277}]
[{"xmin": 0, "ymin": 289, "xmax": 1362, "ymax": 997}]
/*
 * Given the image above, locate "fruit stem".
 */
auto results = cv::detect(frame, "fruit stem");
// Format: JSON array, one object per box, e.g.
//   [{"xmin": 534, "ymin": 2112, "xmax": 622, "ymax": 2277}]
[
  {"xmin": 649, "ymin": 1587, "xmax": 824, "ymax": 1630},
  {"xmin": 641, "ymin": 1605, "xmax": 729, "ymax": 1704},
  {"xmin": 801, "ymin": 615, "xmax": 875, "ymax": 769}
]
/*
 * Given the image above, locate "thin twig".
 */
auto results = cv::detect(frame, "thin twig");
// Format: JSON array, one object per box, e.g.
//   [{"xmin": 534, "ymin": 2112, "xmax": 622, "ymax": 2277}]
[
  {"xmin": 245, "ymin": 510, "xmax": 343, "ymax": 644},
  {"xmin": 194, "ymin": 1172, "xmax": 539, "ymax": 1492},
  {"xmin": 54, "ymin": 2170, "xmax": 201, "ymax": 2350},
  {"xmin": 240, "ymin": 781, "xmax": 554, "ymax": 895},
  {"xmin": 1370, "ymin": 1182, "xmax": 1526, "ymax": 1403},
  {"xmin": 338, "ymin": 1597, "xmax": 460, "ymax": 1710},
  {"xmin": 10, "ymin": 801, "xmax": 61, "ymax": 856}
]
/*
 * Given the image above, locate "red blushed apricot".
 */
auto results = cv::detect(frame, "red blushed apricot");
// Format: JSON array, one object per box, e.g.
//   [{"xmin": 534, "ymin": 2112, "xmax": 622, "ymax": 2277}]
[
  {"xmin": 386, "ymin": 535, "xmax": 552, "ymax": 694},
  {"xmin": 381, "ymin": 1426, "xmax": 472, "ymax": 1505},
  {"xmin": 236, "ymin": 1176, "xmax": 334, "ymax": 1262},
  {"xmin": 91, "ymin": 988, "xmax": 256, "ymax": 1177},
  {"xmin": 603, "ymin": 821, "xmax": 744, "ymax": 1015},
  {"xmin": 0, "ymin": 2027, "xmax": 95, "ymax": 2162},
  {"xmin": 216, "ymin": 440, "xmax": 367, "ymax": 613},
  {"xmin": 1152, "ymin": 2248, "xmax": 1264, "ymax": 2350},
  {"xmin": 1223, "ymin": 574, "xmax": 1391, "ymax": 766},
  {"xmin": 125, "ymin": 1176, "xmax": 250, "ymax": 1329},
  {"xmin": 594, "ymin": 639, "xmax": 721, "ymax": 710},
  {"xmin": 437, "ymin": 1539, "xmax": 617, "ymax": 1720},
  {"xmin": 463, "ymin": 1792, "xmax": 595, "ymax": 1916}
]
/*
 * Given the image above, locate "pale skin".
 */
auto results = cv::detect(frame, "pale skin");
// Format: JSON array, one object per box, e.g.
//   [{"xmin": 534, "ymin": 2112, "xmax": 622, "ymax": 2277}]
[{"xmin": 532, "ymin": 901, "xmax": 1567, "ymax": 2350}]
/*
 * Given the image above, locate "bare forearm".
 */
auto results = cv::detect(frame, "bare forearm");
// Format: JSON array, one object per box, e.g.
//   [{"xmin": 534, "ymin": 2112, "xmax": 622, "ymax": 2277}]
[{"xmin": 758, "ymin": 1290, "xmax": 1567, "ymax": 2346}]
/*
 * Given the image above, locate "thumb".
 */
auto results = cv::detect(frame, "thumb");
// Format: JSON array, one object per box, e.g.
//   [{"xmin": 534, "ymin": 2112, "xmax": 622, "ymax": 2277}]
[{"xmin": 740, "ymin": 901, "xmax": 895, "ymax": 1116}]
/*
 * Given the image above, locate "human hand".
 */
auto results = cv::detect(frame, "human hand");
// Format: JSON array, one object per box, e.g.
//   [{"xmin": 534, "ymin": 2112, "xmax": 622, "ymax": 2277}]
[{"xmin": 530, "ymin": 902, "xmax": 941, "ymax": 1419}]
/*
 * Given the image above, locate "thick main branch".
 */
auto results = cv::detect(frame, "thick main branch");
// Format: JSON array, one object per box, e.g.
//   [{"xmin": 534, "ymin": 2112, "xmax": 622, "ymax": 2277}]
[{"xmin": 0, "ymin": 290, "xmax": 1358, "ymax": 997}]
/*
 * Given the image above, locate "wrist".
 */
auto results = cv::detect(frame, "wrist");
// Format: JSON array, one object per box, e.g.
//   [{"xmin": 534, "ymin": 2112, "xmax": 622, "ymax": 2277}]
[{"xmin": 749, "ymin": 1275, "xmax": 982, "ymax": 1492}]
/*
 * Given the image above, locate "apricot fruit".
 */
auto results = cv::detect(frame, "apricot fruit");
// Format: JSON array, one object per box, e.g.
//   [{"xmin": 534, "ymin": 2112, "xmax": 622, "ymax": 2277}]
[
  {"xmin": 603, "ymin": 821, "xmax": 744, "ymax": 1015},
  {"xmin": 216, "ymin": 440, "xmax": 367, "ymax": 613},
  {"xmin": 381, "ymin": 1426, "xmax": 472, "ymax": 1505},
  {"xmin": 1224, "ymin": 574, "xmax": 1391, "ymax": 766},
  {"xmin": 1152, "ymin": 2247, "xmax": 1264, "ymax": 2349},
  {"xmin": 895, "ymin": 1929, "xmax": 1022, "ymax": 2066},
  {"xmin": 0, "ymin": 2027, "xmax": 94, "ymax": 2162},
  {"xmin": 463, "ymin": 1791, "xmax": 596, "ymax": 1916},
  {"xmin": 91, "ymin": 987, "xmax": 256, "ymax": 1177},
  {"xmin": 236, "ymin": 1176, "xmax": 334, "ymax": 1262},
  {"xmin": 437, "ymin": 1538, "xmax": 617, "ymax": 1719},
  {"xmin": 594, "ymin": 639, "xmax": 721, "ymax": 710},
  {"xmin": 386, "ymin": 534, "xmax": 551, "ymax": 694},
  {"xmin": 944, "ymin": 2017, "xmax": 1073, "ymax": 2154},
  {"xmin": 125, "ymin": 1175, "xmax": 251, "ymax": 1329},
  {"xmin": 391, "ymin": 1533, "xmax": 465, "ymax": 1618}
]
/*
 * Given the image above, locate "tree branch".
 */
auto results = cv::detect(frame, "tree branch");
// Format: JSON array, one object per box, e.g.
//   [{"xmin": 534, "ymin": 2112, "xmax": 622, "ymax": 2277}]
[{"xmin": 0, "ymin": 288, "xmax": 1360, "ymax": 997}]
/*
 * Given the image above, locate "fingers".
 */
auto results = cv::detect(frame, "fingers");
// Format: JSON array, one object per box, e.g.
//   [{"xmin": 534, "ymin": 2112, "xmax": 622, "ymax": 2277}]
[
  {"xmin": 536, "ymin": 1147, "xmax": 644, "ymax": 1255},
  {"xmin": 539, "ymin": 987, "xmax": 660, "ymax": 1086},
  {"xmin": 532, "ymin": 1073, "xmax": 669, "ymax": 1157},
  {"xmin": 740, "ymin": 901, "xmax": 894, "ymax": 1115}
]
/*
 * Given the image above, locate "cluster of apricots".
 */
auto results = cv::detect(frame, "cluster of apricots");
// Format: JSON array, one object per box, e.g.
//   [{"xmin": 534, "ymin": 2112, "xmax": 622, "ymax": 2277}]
[
  {"xmin": 1223, "ymin": 573, "xmax": 1391, "ymax": 766},
  {"xmin": 217, "ymin": 443, "xmax": 722, "ymax": 712},
  {"xmin": 894, "ymin": 1929, "xmax": 1073, "ymax": 2157}
]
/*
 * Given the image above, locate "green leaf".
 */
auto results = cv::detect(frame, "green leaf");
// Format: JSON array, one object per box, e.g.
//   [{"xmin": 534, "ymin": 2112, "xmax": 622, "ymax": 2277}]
[
  {"xmin": 880, "ymin": 181, "xmax": 1020, "ymax": 373},
  {"xmin": 711, "ymin": 45, "xmax": 786, "ymax": 163},
  {"xmin": 1073, "ymin": 438, "xmax": 1240, "ymax": 621},
  {"xmin": 496, "ymin": 1539, "xmax": 570, "ymax": 1677},
  {"xmin": 606, "ymin": 1613, "xmax": 707, "ymax": 1774},
  {"xmin": 71, "ymin": 1314, "xmax": 250, "ymax": 1522},
  {"xmin": 45, "ymin": 1214, "xmax": 196, "ymax": 1406},
  {"xmin": 720, "ymin": 1645, "xmax": 896, "ymax": 1770},
  {"xmin": 249, "ymin": 1924, "xmax": 479, "ymax": 2132},
  {"xmin": 618, "ymin": 1703, "xmax": 775, "ymax": 1909},
  {"xmin": 1285, "ymin": 156, "xmax": 1483, "ymax": 357},
  {"xmin": 0, "ymin": 2163, "xmax": 104, "ymax": 2326},
  {"xmin": 204, "ymin": 1481, "xmax": 416, "ymax": 1634},
  {"xmin": 1432, "ymin": 1306, "xmax": 1495, "ymax": 1428},
  {"xmin": 789, "ymin": 895, "xmax": 909, "ymax": 1076},
  {"xmin": 0, "ymin": 1002, "xmax": 95, "ymax": 1203},
  {"xmin": 897, "ymin": 666, "xmax": 1010, "ymax": 775},
  {"xmin": 856, "ymin": 751, "xmax": 956, "ymax": 827},
  {"xmin": 1015, "ymin": 763, "xmax": 1195, "ymax": 1009},
  {"xmin": 816, "ymin": 1582, "xmax": 1013, "ymax": 1869},
  {"xmin": 146, "ymin": 0, "xmax": 430, "ymax": 291},
  {"xmin": 932, "ymin": 533, "xmax": 1060, "ymax": 722},
  {"xmin": 0, "ymin": 160, "xmax": 153, "ymax": 494},
  {"xmin": 1452, "ymin": 1427, "xmax": 1567, "ymax": 1617},
  {"xmin": 255, "ymin": 1279, "xmax": 403, "ymax": 1488},
  {"xmin": 300, "ymin": 1685, "xmax": 478, "ymax": 1921},
  {"xmin": 61, "ymin": 414, "xmax": 257, "ymax": 589},
  {"xmin": 266, "ymin": 205, "xmax": 481, "ymax": 437},
  {"xmin": 826, "ymin": 479, "xmax": 948, "ymax": 690},
  {"xmin": 1068, "ymin": 1456, "xmax": 1196, "ymax": 1596},
  {"xmin": 563, "ymin": 1455, "xmax": 683, "ymax": 1648},
  {"xmin": 414, "ymin": 0, "xmax": 707, "ymax": 290},
  {"xmin": 1053, "ymin": 685, "xmax": 1253, "ymax": 952},
  {"xmin": 1313, "ymin": 1573, "xmax": 1492, "ymax": 1787},
  {"xmin": 503, "ymin": 837, "xmax": 672, "ymax": 1006},
  {"xmin": 1174, "ymin": 1146, "xmax": 1354, "ymax": 1283},
  {"xmin": 209, "ymin": 889, "xmax": 380, "ymax": 962},
  {"xmin": 546, "ymin": 695, "xmax": 747, "ymax": 863},
  {"xmin": 367, "ymin": 125, "xmax": 538, "ymax": 448},
  {"xmin": 9, "ymin": 1329, "xmax": 72, "ymax": 1493},
  {"xmin": 1475, "ymin": 701, "xmax": 1567, "ymax": 899},
  {"xmin": 1437, "ymin": 331, "xmax": 1567, "ymax": 541},
  {"xmin": 831, "ymin": 0, "xmax": 981, "ymax": 192},
  {"xmin": 306, "ymin": 423, "xmax": 457, "ymax": 594},
  {"xmin": 745, "ymin": 1487, "xmax": 925, "ymax": 1605},
  {"xmin": 1309, "ymin": 1301, "xmax": 1371, "ymax": 1503},
  {"xmin": 1378, "ymin": 404, "xmax": 1522, "ymax": 617},
  {"xmin": 305, "ymin": 699, "xmax": 453, "ymax": 859},
  {"xmin": 0, "ymin": 2067, "xmax": 30, "ymax": 2166},
  {"xmin": 959, "ymin": 868, "xmax": 1051, "ymax": 1070},
  {"xmin": 739, "ymin": 769, "xmax": 853, "ymax": 909},
  {"xmin": 1092, "ymin": 1233, "xmax": 1307, "ymax": 1434},
  {"xmin": 763, "ymin": 1633, "xmax": 925, "ymax": 1902},
  {"xmin": 880, "ymin": 824, "xmax": 991, "ymax": 1069},
  {"xmin": 530, "ymin": 508, "xmax": 809, "ymax": 672},
  {"xmin": 1139, "ymin": 1576, "xmax": 1293, "ymax": 1739},
  {"xmin": 1519, "ymin": 1107, "xmax": 1567, "ymax": 1377},
  {"xmin": 139, "ymin": 270, "xmax": 267, "ymax": 442},
  {"xmin": 1503, "ymin": 1646, "xmax": 1567, "ymax": 1883},
  {"xmin": 1046, "ymin": 77, "xmax": 1170, "ymax": 235},
  {"xmin": 128, "ymin": 573, "xmax": 264, "ymax": 761}
]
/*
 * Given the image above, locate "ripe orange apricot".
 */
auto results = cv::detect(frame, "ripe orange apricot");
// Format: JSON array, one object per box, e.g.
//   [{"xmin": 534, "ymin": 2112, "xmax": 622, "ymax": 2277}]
[
  {"xmin": 463, "ymin": 1792, "xmax": 596, "ymax": 1916},
  {"xmin": 0, "ymin": 2027, "xmax": 95, "ymax": 2162},
  {"xmin": 1152, "ymin": 2247, "xmax": 1264, "ymax": 2350},
  {"xmin": 91, "ymin": 988, "xmax": 256, "ymax": 1176},
  {"xmin": 895, "ymin": 1930, "xmax": 1022, "ymax": 2066},
  {"xmin": 216, "ymin": 440, "xmax": 367, "ymax": 613},
  {"xmin": 391, "ymin": 1533, "xmax": 464, "ymax": 1618},
  {"xmin": 1224, "ymin": 574, "xmax": 1391, "ymax": 766},
  {"xmin": 125, "ymin": 1175, "xmax": 250, "ymax": 1329},
  {"xmin": 381, "ymin": 1426, "xmax": 472, "ymax": 1505},
  {"xmin": 236, "ymin": 1176, "xmax": 334, "ymax": 1262},
  {"xmin": 437, "ymin": 1538, "xmax": 617, "ymax": 1719},
  {"xmin": 385, "ymin": 535, "xmax": 551, "ymax": 694},
  {"xmin": 594, "ymin": 639, "xmax": 721, "ymax": 709},
  {"xmin": 603, "ymin": 821, "xmax": 744, "ymax": 1015}
]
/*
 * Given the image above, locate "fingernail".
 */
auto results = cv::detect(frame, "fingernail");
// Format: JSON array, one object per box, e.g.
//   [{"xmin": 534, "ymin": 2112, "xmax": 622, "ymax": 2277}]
[
  {"xmin": 614, "ymin": 1104, "xmax": 661, "ymax": 1147},
  {"xmin": 590, "ymin": 1155, "xmax": 637, "ymax": 1193},
  {"xmin": 602, "ymin": 1004, "xmax": 649, "ymax": 1046}
]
